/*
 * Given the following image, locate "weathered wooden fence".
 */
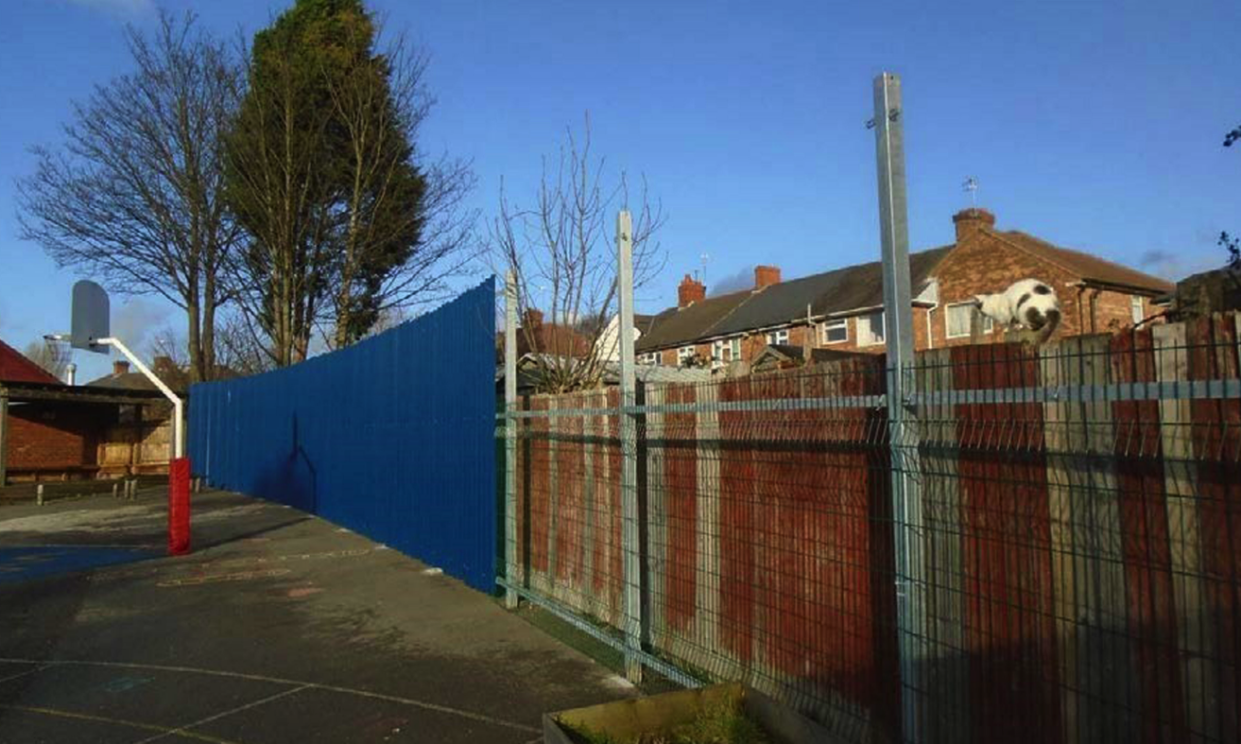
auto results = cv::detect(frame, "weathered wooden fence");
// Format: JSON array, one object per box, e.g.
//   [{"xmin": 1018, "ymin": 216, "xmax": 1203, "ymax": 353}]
[{"xmin": 505, "ymin": 314, "xmax": 1240, "ymax": 744}]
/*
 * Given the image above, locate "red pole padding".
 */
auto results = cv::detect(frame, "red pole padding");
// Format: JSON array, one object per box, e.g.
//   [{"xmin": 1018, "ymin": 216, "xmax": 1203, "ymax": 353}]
[{"xmin": 168, "ymin": 457, "xmax": 191, "ymax": 556}]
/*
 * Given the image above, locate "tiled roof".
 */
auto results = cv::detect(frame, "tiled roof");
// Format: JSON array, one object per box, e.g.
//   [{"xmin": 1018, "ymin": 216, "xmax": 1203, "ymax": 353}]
[
  {"xmin": 708, "ymin": 246, "xmax": 953, "ymax": 337},
  {"xmin": 86, "ymin": 372, "xmax": 161, "ymax": 392},
  {"xmin": 635, "ymin": 291, "xmax": 751, "ymax": 352},
  {"xmin": 87, "ymin": 368, "xmax": 191, "ymax": 394},
  {"xmin": 0, "ymin": 339, "xmax": 61, "ymax": 385},
  {"xmin": 998, "ymin": 231, "xmax": 1174, "ymax": 293},
  {"xmin": 636, "ymin": 247, "xmax": 951, "ymax": 351}
]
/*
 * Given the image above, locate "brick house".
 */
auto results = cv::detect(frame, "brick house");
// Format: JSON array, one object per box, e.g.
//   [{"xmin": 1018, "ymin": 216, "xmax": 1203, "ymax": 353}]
[{"xmin": 635, "ymin": 208, "xmax": 1173, "ymax": 368}]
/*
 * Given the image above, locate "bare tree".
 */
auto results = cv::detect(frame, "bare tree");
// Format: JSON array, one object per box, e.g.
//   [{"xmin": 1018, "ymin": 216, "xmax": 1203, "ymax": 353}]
[
  {"xmin": 17, "ymin": 11, "xmax": 241, "ymax": 383},
  {"xmin": 213, "ymin": 312, "xmax": 274, "ymax": 377},
  {"xmin": 147, "ymin": 326, "xmax": 190, "ymax": 369},
  {"xmin": 23, "ymin": 341, "xmax": 71, "ymax": 381},
  {"xmin": 491, "ymin": 116, "xmax": 665, "ymax": 393}
]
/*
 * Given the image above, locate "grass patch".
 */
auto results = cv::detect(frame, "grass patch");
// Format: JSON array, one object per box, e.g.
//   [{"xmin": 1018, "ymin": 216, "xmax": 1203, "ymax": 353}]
[{"xmin": 561, "ymin": 696, "xmax": 774, "ymax": 744}]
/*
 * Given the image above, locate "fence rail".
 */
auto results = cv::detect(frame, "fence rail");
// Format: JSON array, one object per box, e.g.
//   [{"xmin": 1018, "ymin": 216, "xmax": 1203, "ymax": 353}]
[{"xmin": 499, "ymin": 314, "xmax": 1241, "ymax": 744}]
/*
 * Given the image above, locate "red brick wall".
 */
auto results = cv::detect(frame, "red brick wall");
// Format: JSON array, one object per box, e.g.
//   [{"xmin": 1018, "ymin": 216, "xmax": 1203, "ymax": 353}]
[
  {"xmin": 1086, "ymin": 289, "xmax": 1148, "ymax": 334},
  {"xmin": 3, "ymin": 402, "xmax": 170, "ymax": 481},
  {"xmin": 5, "ymin": 403, "xmax": 107, "ymax": 473},
  {"xmin": 929, "ymin": 226, "xmax": 1156, "ymax": 347},
  {"xmin": 932, "ymin": 226, "xmax": 1080, "ymax": 348}
]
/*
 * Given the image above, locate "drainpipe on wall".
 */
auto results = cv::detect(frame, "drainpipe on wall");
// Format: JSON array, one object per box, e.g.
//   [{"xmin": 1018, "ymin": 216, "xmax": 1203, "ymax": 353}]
[
  {"xmin": 1089, "ymin": 288, "xmax": 1102, "ymax": 333},
  {"xmin": 921, "ymin": 277, "xmax": 939, "ymax": 350},
  {"xmin": 804, "ymin": 304, "xmax": 813, "ymax": 362}
]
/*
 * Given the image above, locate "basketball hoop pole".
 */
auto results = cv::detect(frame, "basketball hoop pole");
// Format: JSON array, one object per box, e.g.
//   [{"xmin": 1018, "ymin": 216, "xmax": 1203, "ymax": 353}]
[
  {"xmin": 60, "ymin": 280, "xmax": 191, "ymax": 556},
  {"xmin": 95, "ymin": 337, "xmax": 184, "ymax": 460}
]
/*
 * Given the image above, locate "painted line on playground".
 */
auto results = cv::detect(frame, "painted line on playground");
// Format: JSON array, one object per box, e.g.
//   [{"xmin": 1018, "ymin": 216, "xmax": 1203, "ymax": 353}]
[
  {"xmin": 0, "ymin": 704, "xmax": 243, "ymax": 744},
  {"xmin": 0, "ymin": 664, "xmax": 46, "ymax": 686},
  {"xmin": 0, "ymin": 657, "xmax": 541, "ymax": 734},
  {"xmin": 131, "ymin": 684, "xmax": 313, "ymax": 744}
]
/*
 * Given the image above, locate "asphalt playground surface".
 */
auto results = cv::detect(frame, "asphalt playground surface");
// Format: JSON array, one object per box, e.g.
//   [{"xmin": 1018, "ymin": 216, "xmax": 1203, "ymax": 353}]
[{"xmin": 0, "ymin": 487, "xmax": 635, "ymax": 743}]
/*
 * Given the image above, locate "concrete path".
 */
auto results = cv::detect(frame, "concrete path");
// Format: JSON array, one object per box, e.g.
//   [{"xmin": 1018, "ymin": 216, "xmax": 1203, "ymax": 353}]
[{"xmin": 0, "ymin": 488, "xmax": 634, "ymax": 743}]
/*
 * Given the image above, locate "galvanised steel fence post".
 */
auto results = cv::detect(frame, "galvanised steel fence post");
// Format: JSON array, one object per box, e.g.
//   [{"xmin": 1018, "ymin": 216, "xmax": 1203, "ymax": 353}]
[
  {"xmin": 617, "ymin": 209, "xmax": 644, "ymax": 683},
  {"xmin": 505, "ymin": 269, "xmax": 519, "ymax": 610},
  {"xmin": 873, "ymin": 71, "xmax": 926, "ymax": 744}
]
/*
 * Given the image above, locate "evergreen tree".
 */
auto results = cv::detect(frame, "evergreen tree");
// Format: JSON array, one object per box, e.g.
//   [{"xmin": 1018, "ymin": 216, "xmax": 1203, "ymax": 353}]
[{"xmin": 225, "ymin": 0, "xmax": 429, "ymax": 364}]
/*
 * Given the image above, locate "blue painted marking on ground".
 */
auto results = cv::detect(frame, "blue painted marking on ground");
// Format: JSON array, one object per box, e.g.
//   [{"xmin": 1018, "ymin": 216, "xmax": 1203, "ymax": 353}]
[
  {"xmin": 102, "ymin": 675, "xmax": 153, "ymax": 693},
  {"xmin": 0, "ymin": 546, "xmax": 160, "ymax": 583}
]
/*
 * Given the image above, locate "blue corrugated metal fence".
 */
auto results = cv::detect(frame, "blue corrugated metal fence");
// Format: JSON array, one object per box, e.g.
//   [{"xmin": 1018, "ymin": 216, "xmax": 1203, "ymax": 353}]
[{"xmin": 188, "ymin": 279, "xmax": 497, "ymax": 591}]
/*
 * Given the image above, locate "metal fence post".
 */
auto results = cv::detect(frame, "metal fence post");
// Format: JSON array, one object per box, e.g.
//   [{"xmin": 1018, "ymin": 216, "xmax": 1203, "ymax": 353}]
[
  {"xmin": 617, "ymin": 209, "xmax": 643, "ymax": 683},
  {"xmin": 504, "ymin": 270, "xmax": 519, "ymax": 609},
  {"xmin": 873, "ymin": 71, "xmax": 925, "ymax": 744}
]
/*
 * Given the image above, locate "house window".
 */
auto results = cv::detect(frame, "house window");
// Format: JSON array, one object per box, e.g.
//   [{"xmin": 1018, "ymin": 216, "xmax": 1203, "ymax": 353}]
[
  {"xmin": 857, "ymin": 312, "xmax": 885, "ymax": 346},
  {"xmin": 677, "ymin": 346, "xmax": 695, "ymax": 366},
  {"xmin": 822, "ymin": 319, "xmax": 848, "ymax": 344},
  {"xmin": 946, "ymin": 302, "xmax": 993, "ymax": 339},
  {"xmin": 640, "ymin": 352, "xmax": 660, "ymax": 366},
  {"xmin": 710, "ymin": 337, "xmax": 744, "ymax": 368},
  {"xmin": 1130, "ymin": 295, "xmax": 1144, "ymax": 325},
  {"xmin": 766, "ymin": 329, "xmax": 789, "ymax": 346}
]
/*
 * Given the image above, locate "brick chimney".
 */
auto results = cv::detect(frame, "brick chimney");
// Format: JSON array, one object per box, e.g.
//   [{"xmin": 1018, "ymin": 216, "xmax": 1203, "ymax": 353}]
[
  {"xmin": 754, "ymin": 265, "xmax": 781, "ymax": 290},
  {"xmin": 113, "ymin": 360, "xmax": 130, "ymax": 376},
  {"xmin": 953, "ymin": 208, "xmax": 996, "ymax": 243},
  {"xmin": 678, "ymin": 274, "xmax": 706, "ymax": 308}
]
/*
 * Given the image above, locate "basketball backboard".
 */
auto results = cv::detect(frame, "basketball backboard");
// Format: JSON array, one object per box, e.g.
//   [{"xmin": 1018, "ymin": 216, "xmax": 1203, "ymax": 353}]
[{"xmin": 71, "ymin": 280, "xmax": 110, "ymax": 353}]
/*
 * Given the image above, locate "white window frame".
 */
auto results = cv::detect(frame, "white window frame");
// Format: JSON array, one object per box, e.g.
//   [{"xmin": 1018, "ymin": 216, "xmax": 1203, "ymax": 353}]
[
  {"xmin": 945, "ymin": 301, "xmax": 993, "ymax": 339},
  {"xmin": 640, "ymin": 351, "xmax": 660, "ymax": 366},
  {"xmin": 710, "ymin": 337, "xmax": 744, "ymax": 368},
  {"xmin": 677, "ymin": 345, "xmax": 695, "ymax": 366},
  {"xmin": 822, "ymin": 319, "xmax": 848, "ymax": 345},
  {"xmin": 857, "ymin": 311, "xmax": 886, "ymax": 347},
  {"xmin": 766, "ymin": 328, "xmax": 789, "ymax": 346},
  {"xmin": 1130, "ymin": 295, "xmax": 1144, "ymax": 325}
]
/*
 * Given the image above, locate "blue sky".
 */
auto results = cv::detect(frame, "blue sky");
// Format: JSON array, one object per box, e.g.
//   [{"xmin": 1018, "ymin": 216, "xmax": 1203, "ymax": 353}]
[{"xmin": 2, "ymin": 0, "xmax": 1238, "ymax": 381}]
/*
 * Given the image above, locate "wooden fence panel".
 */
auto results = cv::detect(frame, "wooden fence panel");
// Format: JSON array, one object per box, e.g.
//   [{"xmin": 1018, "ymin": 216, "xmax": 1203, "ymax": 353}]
[
  {"xmin": 917, "ymin": 347, "xmax": 968, "ymax": 744},
  {"xmin": 1188, "ymin": 315, "xmax": 1241, "ymax": 744},
  {"xmin": 1111, "ymin": 328, "xmax": 1187, "ymax": 743},
  {"xmin": 954, "ymin": 342, "xmax": 1060, "ymax": 744},
  {"xmin": 1153, "ymin": 321, "xmax": 1217, "ymax": 743}
]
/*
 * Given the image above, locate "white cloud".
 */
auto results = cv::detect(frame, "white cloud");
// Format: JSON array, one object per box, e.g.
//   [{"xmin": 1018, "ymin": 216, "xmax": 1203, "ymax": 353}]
[
  {"xmin": 64, "ymin": 0, "xmax": 155, "ymax": 19},
  {"xmin": 1139, "ymin": 248, "xmax": 1224, "ymax": 283},
  {"xmin": 112, "ymin": 298, "xmax": 173, "ymax": 354}
]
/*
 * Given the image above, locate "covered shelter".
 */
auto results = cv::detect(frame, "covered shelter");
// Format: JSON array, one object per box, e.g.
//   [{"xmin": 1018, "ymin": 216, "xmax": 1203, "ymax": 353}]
[{"xmin": 0, "ymin": 378, "xmax": 168, "ymax": 485}]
